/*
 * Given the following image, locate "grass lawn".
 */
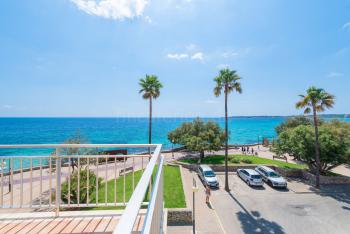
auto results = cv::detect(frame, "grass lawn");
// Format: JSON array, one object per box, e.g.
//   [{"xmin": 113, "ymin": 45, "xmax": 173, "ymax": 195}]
[
  {"xmin": 180, "ymin": 154, "xmax": 307, "ymax": 169},
  {"xmin": 87, "ymin": 165, "xmax": 186, "ymax": 209}
]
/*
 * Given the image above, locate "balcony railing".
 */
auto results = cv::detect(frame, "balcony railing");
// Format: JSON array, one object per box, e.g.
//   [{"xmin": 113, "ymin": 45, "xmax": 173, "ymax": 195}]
[
  {"xmin": 0, "ymin": 144, "xmax": 164, "ymax": 233},
  {"xmin": 114, "ymin": 144, "xmax": 164, "ymax": 234}
]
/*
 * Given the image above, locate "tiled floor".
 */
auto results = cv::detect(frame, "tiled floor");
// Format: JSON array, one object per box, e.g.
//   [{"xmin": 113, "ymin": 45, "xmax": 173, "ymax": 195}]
[{"xmin": 0, "ymin": 210, "xmax": 145, "ymax": 233}]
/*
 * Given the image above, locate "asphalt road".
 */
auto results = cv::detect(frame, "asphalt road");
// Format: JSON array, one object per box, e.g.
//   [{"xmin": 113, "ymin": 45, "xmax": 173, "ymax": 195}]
[{"xmin": 208, "ymin": 173, "xmax": 350, "ymax": 234}]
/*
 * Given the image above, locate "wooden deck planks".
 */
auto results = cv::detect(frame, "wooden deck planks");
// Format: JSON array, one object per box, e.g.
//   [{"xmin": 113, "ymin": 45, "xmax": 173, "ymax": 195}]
[{"xmin": 0, "ymin": 212, "xmax": 145, "ymax": 233}]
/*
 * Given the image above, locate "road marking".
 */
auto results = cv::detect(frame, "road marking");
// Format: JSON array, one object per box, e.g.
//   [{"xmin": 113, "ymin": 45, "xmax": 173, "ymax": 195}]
[{"xmin": 209, "ymin": 200, "xmax": 227, "ymax": 234}]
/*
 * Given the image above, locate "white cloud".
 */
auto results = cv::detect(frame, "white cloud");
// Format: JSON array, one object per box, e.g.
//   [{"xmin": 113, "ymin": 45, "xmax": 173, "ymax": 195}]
[
  {"xmin": 167, "ymin": 53, "xmax": 189, "ymax": 60},
  {"xmin": 221, "ymin": 51, "xmax": 239, "ymax": 58},
  {"xmin": 221, "ymin": 48, "xmax": 252, "ymax": 59},
  {"xmin": 205, "ymin": 100, "xmax": 219, "ymax": 104},
  {"xmin": 186, "ymin": 43, "xmax": 197, "ymax": 51},
  {"xmin": 144, "ymin": 15, "xmax": 152, "ymax": 24},
  {"xmin": 327, "ymin": 72, "xmax": 344, "ymax": 78},
  {"xmin": 191, "ymin": 52, "xmax": 204, "ymax": 61},
  {"xmin": 217, "ymin": 64, "xmax": 230, "ymax": 69},
  {"xmin": 70, "ymin": 0, "xmax": 148, "ymax": 20},
  {"xmin": 343, "ymin": 22, "xmax": 350, "ymax": 30}
]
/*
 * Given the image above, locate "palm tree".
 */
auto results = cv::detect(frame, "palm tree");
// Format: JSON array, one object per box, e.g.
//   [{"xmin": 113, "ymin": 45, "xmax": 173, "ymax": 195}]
[
  {"xmin": 139, "ymin": 75, "xmax": 163, "ymax": 153},
  {"xmin": 214, "ymin": 68, "xmax": 242, "ymax": 191},
  {"xmin": 296, "ymin": 86, "xmax": 335, "ymax": 188}
]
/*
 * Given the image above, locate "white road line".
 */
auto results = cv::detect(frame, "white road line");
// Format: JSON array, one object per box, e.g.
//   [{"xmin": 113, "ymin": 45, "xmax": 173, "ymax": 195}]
[{"xmin": 209, "ymin": 200, "xmax": 227, "ymax": 234}]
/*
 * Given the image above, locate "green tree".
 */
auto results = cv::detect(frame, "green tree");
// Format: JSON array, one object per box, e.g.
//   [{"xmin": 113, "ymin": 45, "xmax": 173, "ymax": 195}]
[
  {"xmin": 139, "ymin": 75, "xmax": 163, "ymax": 152},
  {"xmin": 296, "ymin": 87, "xmax": 335, "ymax": 188},
  {"xmin": 274, "ymin": 120, "xmax": 350, "ymax": 174},
  {"xmin": 168, "ymin": 119, "xmax": 225, "ymax": 160},
  {"xmin": 213, "ymin": 68, "xmax": 242, "ymax": 191},
  {"xmin": 275, "ymin": 116, "xmax": 324, "ymax": 135}
]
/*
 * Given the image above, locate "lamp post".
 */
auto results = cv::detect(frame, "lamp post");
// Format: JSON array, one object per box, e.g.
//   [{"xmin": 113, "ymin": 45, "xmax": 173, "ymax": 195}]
[
  {"xmin": 192, "ymin": 177, "xmax": 199, "ymax": 234},
  {"xmin": 171, "ymin": 138, "xmax": 174, "ymax": 159}
]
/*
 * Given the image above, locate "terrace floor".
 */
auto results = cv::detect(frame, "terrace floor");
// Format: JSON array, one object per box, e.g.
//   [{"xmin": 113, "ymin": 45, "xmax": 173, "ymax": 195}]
[{"xmin": 0, "ymin": 210, "xmax": 145, "ymax": 234}]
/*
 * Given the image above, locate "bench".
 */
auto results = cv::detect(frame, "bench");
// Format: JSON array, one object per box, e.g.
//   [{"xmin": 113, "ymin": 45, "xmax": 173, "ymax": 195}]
[
  {"xmin": 119, "ymin": 166, "xmax": 133, "ymax": 176},
  {"xmin": 273, "ymin": 155, "xmax": 288, "ymax": 162}
]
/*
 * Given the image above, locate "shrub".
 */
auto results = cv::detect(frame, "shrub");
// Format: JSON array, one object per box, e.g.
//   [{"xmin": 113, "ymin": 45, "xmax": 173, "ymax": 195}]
[
  {"xmin": 61, "ymin": 169, "xmax": 102, "ymax": 204},
  {"xmin": 230, "ymin": 158, "xmax": 240, "ymax": 164},
  {"xmin": 241, "ymin": 158, "xmax": 252, "ymax": 164}
]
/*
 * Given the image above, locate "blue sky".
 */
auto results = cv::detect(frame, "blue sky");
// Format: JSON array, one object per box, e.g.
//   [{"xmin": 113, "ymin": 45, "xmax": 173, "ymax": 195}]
[{"xmin": 0, "ymin": 0, "xmax": 349, "ymax": 117}]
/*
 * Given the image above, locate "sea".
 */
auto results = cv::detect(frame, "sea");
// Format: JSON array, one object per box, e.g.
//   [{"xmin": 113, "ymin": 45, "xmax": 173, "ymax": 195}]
[
  {"xmin": 0, "ymin": 116, "xmax": 349, "ymax": 156},
  {"xmin": 0, "ymin": 116, "xmax": 348, "ymax": 170}
]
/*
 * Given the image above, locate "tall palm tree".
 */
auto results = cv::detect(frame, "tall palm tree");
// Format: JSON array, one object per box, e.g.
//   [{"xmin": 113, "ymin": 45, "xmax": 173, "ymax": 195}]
[
  {"xmin": 214, "ymin": 68, "xmax": 242, "ymax": 191},
  {"xmin": 296, "ymin": 86, "xmax": 335, "ymax": 188},
  {"xmin": 139, "ymin": 75, "xmax": 163, "ymax": 153}
]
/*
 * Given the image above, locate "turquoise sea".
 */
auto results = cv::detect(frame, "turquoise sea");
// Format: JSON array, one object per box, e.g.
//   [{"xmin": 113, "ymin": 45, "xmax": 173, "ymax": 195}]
[{"xmin": 0, "ymin": 116, "xmax": 349, "ymax": 156}]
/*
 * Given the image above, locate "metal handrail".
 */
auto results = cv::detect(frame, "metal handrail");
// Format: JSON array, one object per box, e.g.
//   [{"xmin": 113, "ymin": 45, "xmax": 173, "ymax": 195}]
[
  {"xmin": 113, "ymin": 144, "xmax": 162, "ymax": 234},
  {"xmin": 0, "ymin": 144, "xmax": 159, "ymax": 149},
  {"xmin": 0, "ymin": 144, "xmax": 158, "ymax": 216},
  {"xmin": 142, "ymin": 155, "xmax": 165, "ymax": 234}
]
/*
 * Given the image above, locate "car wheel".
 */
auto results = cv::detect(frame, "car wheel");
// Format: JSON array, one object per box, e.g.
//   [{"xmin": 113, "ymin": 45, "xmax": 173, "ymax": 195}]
[
  {"xmin": 268, "ymin": 180, "xmax": 273, "ymax": 187},
  {"xmin": 247, "ymin": 180, "xmax": 250, "ymax": 186}
]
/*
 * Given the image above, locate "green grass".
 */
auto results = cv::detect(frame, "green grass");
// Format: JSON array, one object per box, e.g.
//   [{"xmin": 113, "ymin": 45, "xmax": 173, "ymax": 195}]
[
  {"xmin": 86, "ymin": 165, "xmax": 186, "ymax": 209},
  {"xmin": 180, "ymin": 154, "xmax": 307, "ymax": 169},
  {"xmin": 163, "ymin": 164, "xmax": 186, "ymax": 208}
]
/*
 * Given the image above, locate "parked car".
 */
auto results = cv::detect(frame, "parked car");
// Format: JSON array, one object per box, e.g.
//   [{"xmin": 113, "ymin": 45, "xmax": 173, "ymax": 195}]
[
  {"xmin": 255, "ymin": 165, "xmax": 287, "ymax": 188},
  {"xmin": 237, "ymin": 169, "xmax": 264, "ymax": 186},
  {"xmin": 197, "ymin": 165, "xmax": 219, "ymax": 188}
]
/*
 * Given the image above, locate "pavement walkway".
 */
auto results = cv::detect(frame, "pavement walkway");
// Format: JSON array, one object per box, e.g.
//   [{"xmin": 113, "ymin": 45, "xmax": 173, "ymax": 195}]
[{"xmin": 167, "ymin": 167, "xmax": 225, "ymax": 234}]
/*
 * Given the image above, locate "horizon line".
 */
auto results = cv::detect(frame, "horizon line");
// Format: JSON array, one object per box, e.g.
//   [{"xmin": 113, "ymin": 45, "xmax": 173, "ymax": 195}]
[{"xmin": 0, "ymin": 114, "xmax": 348, "ymax": 119}]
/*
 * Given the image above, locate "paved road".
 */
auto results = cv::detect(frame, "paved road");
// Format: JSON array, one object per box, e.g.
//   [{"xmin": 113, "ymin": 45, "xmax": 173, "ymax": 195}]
[{"xmin": 210, "ymin": 173, "xmax": 350, "ymax": 234}]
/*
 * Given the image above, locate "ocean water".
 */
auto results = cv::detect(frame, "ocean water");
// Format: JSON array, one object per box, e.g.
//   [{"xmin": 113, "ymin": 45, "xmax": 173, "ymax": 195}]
[{"xmin": 0, "ymin": 117, "xmax": 349, "ymax": 157}]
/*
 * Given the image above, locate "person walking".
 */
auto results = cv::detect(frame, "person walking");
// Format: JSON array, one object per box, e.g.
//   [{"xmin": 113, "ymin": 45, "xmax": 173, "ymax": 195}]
[{"xmin": 205, "ymin": 185, "xmax": 211, "ymax": 204}]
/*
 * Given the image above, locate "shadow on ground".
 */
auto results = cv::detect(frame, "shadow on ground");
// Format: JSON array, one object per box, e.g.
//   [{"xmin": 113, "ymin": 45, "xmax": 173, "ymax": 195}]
[
  {"xmin": 228, "ymin": 192, "xmax": 285, "ymax": 234},
  {"xmin": 309, "ymin": 184, "xmax": 350, "ymax": 205}
]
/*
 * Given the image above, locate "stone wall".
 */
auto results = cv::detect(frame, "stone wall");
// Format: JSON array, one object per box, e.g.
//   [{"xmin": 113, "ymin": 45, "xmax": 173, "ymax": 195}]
[
  {"xmin": 274, "ymin": 167, "xmax": 303, "ymax": 178},
  {"xmin": 301, "ymin": 170, "xmax": 350, "ymax": 185},
  {"xmin": 178, "ymin": 162, "xmax": 276, "ymax": 172},
  {"xmin": 177, "ymin": 161, "xmax": 350, "ymax": 185},
  {"xmin": 167, "ymin": 208, "xmax": 192, "ymax": 226}
]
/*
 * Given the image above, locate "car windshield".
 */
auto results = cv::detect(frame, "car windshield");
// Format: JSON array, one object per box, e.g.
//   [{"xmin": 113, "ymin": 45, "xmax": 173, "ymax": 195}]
[
  {"xmin": 268, "ymin": 172, "xmax": 280, "ymax": 178},
  {"xmin": 251, "ymin": 175, "xmax": 262, "ymax": 179},
  {"xmin": 204, "ymin": 171, "xmax": 215, "ymax": 177}
]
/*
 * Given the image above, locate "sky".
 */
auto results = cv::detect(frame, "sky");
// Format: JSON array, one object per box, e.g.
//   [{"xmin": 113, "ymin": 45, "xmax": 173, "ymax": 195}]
[{"xmin": 0, "ymin": 0, "xmax": 349, "ymax": 117}]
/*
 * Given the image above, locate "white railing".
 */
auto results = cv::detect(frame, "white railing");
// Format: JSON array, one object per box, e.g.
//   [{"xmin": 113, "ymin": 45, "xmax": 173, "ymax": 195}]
[
  {"xmin": 113, "ymin": 144, "xmax": 164, "ymax": 234},
  {"xmin": 0, "ymin": 144, "xmax": 156, "ymax": 215},
  {"xmin": 142, "ymin": 155, "xmax": 164, "ymax": 234}
]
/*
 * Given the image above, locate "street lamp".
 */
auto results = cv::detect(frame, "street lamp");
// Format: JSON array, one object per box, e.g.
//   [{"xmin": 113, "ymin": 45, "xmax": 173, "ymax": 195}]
[
  {"xmin": 171, "ymin": 138, "xmax": 174, "ymax": 159},
  {"xmin": 257, "ymin": 136, "xmax": 260, "ymax": 150},
  {"xmin": 192, "ymin": 177, "xmax": 199, "ymax": 234}
]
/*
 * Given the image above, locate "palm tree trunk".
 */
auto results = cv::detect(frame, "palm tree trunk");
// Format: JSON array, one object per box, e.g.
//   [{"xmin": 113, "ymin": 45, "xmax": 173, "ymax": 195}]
[
  {"xmin": 224, "ymin": 86, "xmax": 229, "ymax": 192},
  {"xmin": 148, "ymin": 97, "xmax": 152, "ymax": 155},
  {"xmin": 312, "ymin": 106, "xmax": 321, "ymax": 188}
]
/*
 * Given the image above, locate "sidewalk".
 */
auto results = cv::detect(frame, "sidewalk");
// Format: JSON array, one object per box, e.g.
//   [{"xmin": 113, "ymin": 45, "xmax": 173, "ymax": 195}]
[{"xmin": 167, "ymin": 167, "xmax": 225, "ymax": 234}]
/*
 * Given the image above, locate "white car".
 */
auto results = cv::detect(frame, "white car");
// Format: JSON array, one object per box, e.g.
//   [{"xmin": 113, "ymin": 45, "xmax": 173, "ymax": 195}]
[
  {"xmin": 237, "ymin": 169, "xmax": 264, "ymax": 186},
  {"xmin": 255, "ymin": 165, "xmax": 287, "ymax": 188},
  {"xmin": 198, "ymin": 165, "xmax": 219, "ymax": 188}
]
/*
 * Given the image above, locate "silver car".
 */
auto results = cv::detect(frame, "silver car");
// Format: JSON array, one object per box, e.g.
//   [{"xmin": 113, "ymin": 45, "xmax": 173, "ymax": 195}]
[
  {"xmin": 237, "ymin": 169, "xmax": 264, "ymax": 186},
  {"xmin": 198, "ymin": 165, "xmax": 219, "ymax": 188},
  {"xmin": 255, "ymin": 165, "xmax": 287, "ymax": 188}
]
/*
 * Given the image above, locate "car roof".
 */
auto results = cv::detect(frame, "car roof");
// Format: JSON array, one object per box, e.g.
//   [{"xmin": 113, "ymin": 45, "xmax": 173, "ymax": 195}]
[
  {"xmin": 243, "ymin": 169, "xmax": 260, "ymax": 175},
  {"xmin": 199, "ymin": 165, "xmax": 213, "ymax": 171},
  {"xmin": 257, "ymin": 165, "xmax": 275, "ymax": 172}
]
